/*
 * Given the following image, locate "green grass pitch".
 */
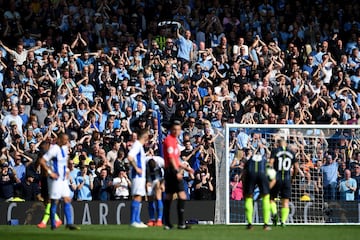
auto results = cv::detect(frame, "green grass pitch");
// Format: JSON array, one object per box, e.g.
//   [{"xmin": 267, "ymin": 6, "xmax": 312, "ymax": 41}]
[{"xmin": 0, "ymin": 225, "xmax": 359, "ymax": 240}]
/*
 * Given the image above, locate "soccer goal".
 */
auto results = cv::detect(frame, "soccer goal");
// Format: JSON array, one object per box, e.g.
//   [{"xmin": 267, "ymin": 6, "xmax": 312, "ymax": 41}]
[{"xmin": 214, "ymin": 124, "xmax": 360, "ymax": 225}]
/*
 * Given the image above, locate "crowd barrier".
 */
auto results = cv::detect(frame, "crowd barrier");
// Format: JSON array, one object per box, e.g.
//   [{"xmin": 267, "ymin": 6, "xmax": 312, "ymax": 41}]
[{"xmin": 0, "ymin": 201, "xmax": 215, "ymax": 225}]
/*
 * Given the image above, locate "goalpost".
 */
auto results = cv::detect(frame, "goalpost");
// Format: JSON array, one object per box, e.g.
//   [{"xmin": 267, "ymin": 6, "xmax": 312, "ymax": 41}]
[{"xmin": 214, "ymin": 124, "xmax": 360, "ymax": 225}]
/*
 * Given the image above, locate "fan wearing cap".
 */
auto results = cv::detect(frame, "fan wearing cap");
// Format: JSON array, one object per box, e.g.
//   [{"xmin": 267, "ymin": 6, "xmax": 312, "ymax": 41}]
[
  {"xmin": 103, "ymin": 111, "xmax": 118, "ymax": 134},
  {"xmin": 113, "ymin": 167, "xmax": 131, "ymax": 200},
  {"xmin": 228, "ymin": 113, "xmax": 236, "ymax": 123},
  {"xmin": 10, "ymin": 121, "xmax": 17, "ymax": 129},
  {"xmin": 163, "ymin": 120, "xmax": 194, "ymax": 230}
]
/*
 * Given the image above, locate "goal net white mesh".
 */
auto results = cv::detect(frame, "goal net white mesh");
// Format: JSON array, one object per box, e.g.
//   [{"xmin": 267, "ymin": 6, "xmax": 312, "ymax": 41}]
[{"xmin": 214, "ymin": 124, "xmax": 360, "ymax": 225}]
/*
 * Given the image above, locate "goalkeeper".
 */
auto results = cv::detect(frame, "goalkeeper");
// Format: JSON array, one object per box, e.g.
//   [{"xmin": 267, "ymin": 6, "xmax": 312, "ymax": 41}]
[
  {"xmin": 242, "ymin": 148, "xmax": 271, "ymax": 230},
  {"xmin": 269, "ymin": 139, "xmax": 298, "ymax": 227}
]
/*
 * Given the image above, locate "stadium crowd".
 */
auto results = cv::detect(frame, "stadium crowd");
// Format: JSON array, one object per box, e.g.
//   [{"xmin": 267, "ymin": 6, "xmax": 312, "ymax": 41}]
[{"xmin": 0, "ymin": 0, "xmax": 360, "ymax": 202}]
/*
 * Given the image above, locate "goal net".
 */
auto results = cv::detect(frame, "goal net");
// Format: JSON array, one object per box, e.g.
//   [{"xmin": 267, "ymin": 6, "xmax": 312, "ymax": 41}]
[{"xmin": 215, "ymin": 124, "xmax": 360, "ymax": 225}]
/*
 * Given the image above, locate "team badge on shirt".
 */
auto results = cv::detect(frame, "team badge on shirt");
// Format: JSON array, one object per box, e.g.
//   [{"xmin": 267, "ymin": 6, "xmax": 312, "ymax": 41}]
[{"xmin": 167, "ymin": 147, "xmax": 174, "ymax": 154}]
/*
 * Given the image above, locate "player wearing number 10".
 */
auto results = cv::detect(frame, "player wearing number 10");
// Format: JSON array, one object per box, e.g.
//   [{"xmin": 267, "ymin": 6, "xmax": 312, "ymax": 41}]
[{"xmin": 269, "ymin": 139, "xmax": 299, "ymax": 226}]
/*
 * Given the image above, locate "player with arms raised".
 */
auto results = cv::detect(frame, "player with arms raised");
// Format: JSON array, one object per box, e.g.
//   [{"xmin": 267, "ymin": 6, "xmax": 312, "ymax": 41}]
[
  {"xmin": 243, "ymin": 148, "xmax": 271, "ymax": 230},
  {"xmin": 163, "ymin": 120, "xmax": 194, "ymax": 230},
  {"xmin": 269, "ymin": 138, "xmax": 299, "ymax": 226},
  {"xmin": 39, "ymin": 133, "xmax": 79, "ymax": 230}
]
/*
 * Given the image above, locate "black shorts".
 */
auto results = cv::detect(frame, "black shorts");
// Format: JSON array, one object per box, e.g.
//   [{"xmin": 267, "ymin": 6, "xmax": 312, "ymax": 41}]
[
  {"xmin": 270, "ymin": 178, "xmax": 291, "ymax": 199},
  {"xmin": 243, "ymin": 172, "xmax": 270, "ymax": 196},
  {"xmin": 40, "ymin": 176, "xmax": 49, "ymax": 201},
  {"xmin": 164, "ymin": 168, "xmax": 184, "ymax": 194}
]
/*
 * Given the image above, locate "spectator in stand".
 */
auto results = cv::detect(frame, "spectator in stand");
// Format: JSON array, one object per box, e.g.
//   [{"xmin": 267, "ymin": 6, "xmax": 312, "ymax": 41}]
[
  {"xmin": 31, "ymin": 99, "xmax": 47, "ymax": 128},
  {"xmin": 0, "ymin": 40, "xmax": 40, "ymax": 65},
  {"xmin": 93, "ymin": 168, "xmax": 113, "ymax": 201},
  {"xmin": 12, "ymin": 152, "xmax": 29, "ymax": 182},
  {"xmin": 17, "ymin": 172, "xmax": 42, "ymax": 201},
  {"xmin": 184, "ymin": 117, "xmax": 200, "ymax": 143},
  {"xmin": 321, "ymin": 155, "xmax": 339, "ymax": 201},
  {"xmin": 2, "ymin": 105, "xmax": 23, "ymax": 135},
  {"xmin": 338, "ymin": 169, "xmax": 357, "ymax": 201},
  {"xmin": 75, "ymin": 165, "xmax": 94, "ymax": 201},
  {"xmin": 112, "ymin": 167, "xmax": 131, "ymax": 200},
  {"xmin": 106, "ymin": 140, "xmax": 121, "ymax": 173},
  {"xmin": 230, "ymin": 173, "xmax": 244, "ymax": 201},
  {"xmin": 352, "ymin": 163, "xmax": 360, "ymax": 200},
  {"xmin": 176, "ymin": 28, "xmax": 193, "ymax": 64},
  {"xmin": 0, "ymin": 0, "xmax": 360, "ymax": 204},
  {"xmin": 194, "ymin": 171, "xmax": 214, "ymax": 200},
  {"xmin": 230, "ymin": 150, "xmax": 245, "ymax": 178},
  {"xmin": 0, "ymin": 161, "xmax": 20, "ymax": 201}
]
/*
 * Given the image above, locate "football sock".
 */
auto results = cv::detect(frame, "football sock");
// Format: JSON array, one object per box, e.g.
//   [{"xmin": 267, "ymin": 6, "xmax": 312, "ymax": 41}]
[
  {"xmin": 64, "ymin": 202, "xmax": 73, "ymax": 224},
  {"xmin": 281, "ymin": 207, "xmax": 289, "ymax": 224},
  {"xmin": 262, "ymin": 195, "xmax": 270, "ymax": 225},
  {"xmin": 50, "ymin": 200, "xmax": 57, "ymax": 228},
  {"xmin": 41, "ymin": 203, "xmax": 51, "ymax": 223},
  {"xmin": 270, "ymin": 201, "xmax": 277, "ymax": 215},
  {"xmin": 164, "ymin": 199, "xmax": 171, "ymax": 226},
  {"xmin": 177, "ymin": 199, "xmax": 185, "ymax": 226},
  {"xmin": 131, "ymin": 200, "xmax": 140, "ymax": 223},
  {"xmin": 245, "ymin": 197, "xmax": 253, "ymax": 225},
  {"xmin": 148, "ymin": 201, "xmax": 155, "ymax": 221},
  {"xmin": 43, "ymin": 203, "xmax": 60, "ymax": 224},
  {"xmin": 157, "ymin": 200, "xmax": 163, "ymax": 220},
  {"xmin": 137, "ymin": 203, "xmax": 142, "ymax": 223}
]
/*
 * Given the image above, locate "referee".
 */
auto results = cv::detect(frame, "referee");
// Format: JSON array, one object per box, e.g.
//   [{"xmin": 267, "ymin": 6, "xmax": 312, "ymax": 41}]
[{"xmin": 163, "ymin": 120, "xmax": 194, "ymax": 230}]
